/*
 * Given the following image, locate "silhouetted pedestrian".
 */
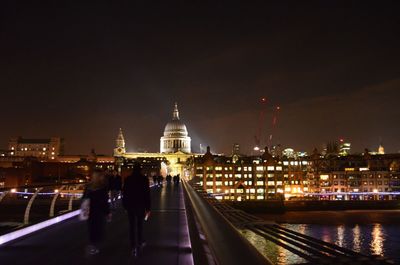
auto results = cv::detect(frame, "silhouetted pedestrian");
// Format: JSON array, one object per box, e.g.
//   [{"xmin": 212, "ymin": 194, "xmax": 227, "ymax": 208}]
[
  {"xmin": 109, "ymin": 170, "xmax": 122, "ymax": 209},
  {"xmin": 82, "ymin": 169, "xmax": 111, "ymax": 255},
  {"xmin": 166, "ymin": 174, "xmax": 172, "ymax": 184},
  {"xmin": 122, "ymin": 163, "xmax": 151, "ymax": 257},
  {"xmin": 152, "ymin": 175, "xmax": 158, "ymax": 187},
  {"xmin": 157, "ymin": 175, "xmax": 163, "ymax": 186}
]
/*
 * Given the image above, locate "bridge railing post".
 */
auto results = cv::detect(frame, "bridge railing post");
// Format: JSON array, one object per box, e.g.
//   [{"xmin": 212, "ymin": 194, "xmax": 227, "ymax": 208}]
[
  {"xmin": 24, "ymin": 187, "xmax": 43, "ymax": 225},
  {"xmin": 49, "ymin": 185, "xmax": 65, "ymax": 217}
]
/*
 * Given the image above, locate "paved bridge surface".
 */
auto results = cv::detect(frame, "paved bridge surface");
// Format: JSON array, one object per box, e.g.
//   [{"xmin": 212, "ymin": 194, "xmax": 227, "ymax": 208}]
[{"xmin": 0, "ymin": 183, "xmax": 193, "ymax": 265}]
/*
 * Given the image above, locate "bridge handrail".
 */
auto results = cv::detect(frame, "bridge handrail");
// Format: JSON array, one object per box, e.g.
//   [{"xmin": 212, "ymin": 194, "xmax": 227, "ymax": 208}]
[
  {"xmin": 0, "ymin": 182, "xmax": 87, "ymax": 192},
  {"xmin": 183, "ymin": 180, "xmax": 271, "ymax": 265}
]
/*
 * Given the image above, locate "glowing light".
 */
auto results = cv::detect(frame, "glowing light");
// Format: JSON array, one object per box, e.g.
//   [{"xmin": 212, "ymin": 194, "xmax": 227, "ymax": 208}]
[
  {"xmin": 320, "ymin": 175, "xmax": 329, "ymax": 180},
  {"xmin": 0, "ymin": 210, "xmax": 80, "ymax": 245},
  {"xmin": 54, "ymin": 189, "xmax": 59, "ymax": 193},
  {"xmin": 10, "ymin": 188, "xmax": 16, "ymax": 193},
  {"xmin": 371, "ymin": 224, "xmax": 384, "ymax": 256}
]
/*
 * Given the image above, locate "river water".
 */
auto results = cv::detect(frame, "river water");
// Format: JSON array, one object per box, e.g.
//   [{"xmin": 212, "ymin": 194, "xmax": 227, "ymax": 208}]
[{"xmin": 243, "ymin": 210, "xmax": 400, "ymax": 264}]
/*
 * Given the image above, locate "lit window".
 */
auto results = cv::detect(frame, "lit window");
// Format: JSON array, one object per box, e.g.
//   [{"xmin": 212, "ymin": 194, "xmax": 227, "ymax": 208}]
[
  {"xmin": 320, "ymin": 175, "xmax": 329, "ymax": 180},
  {"xmin": 267, "ymin": 166, "xmax": 274, "ymax": 171}
]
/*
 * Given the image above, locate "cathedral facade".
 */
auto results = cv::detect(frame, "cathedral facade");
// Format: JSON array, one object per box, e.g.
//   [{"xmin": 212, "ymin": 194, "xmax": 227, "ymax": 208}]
[{"xmin": 114, "ymin": 103, "xmax": 195, "ymax": 177}]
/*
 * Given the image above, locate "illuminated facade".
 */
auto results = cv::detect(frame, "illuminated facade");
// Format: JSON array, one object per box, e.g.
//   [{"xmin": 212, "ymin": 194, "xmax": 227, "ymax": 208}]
[
  {"xmin": 114, "ymin": 103, "xmax": 195, "ymax": 177},
  {"xmin": 192, "ymin": 147, "xmax": 309, "ymax": 201},
  {"xmin": 8, "ymin": 137, "xmax": 63, "ymax": 161},
  {"xmin": 192, "ymin": 147, "xmax": 400, "ymax": 201},
  {"xmin": 160, "ymin": 103, "xmax": 191, "ymax": 154}
]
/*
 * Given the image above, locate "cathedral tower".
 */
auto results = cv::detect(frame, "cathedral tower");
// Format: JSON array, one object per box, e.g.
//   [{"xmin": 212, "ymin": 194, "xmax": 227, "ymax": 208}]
[{"xmin": 114, "ymin": 128, "xmax": 126, "ymax": 156}]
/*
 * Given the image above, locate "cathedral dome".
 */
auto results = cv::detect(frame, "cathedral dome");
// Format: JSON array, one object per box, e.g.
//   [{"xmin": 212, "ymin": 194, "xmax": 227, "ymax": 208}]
[
  {"xmin": 163, "ymin": 103, "xmax": 188, "ymax": 137},
  {"xmin": 164, "ymin": 120, "xmax": 188, "ymax": 137},
  {"xmin": 160, "ymin": 103, "xmax": 191, "ymax": 154}
]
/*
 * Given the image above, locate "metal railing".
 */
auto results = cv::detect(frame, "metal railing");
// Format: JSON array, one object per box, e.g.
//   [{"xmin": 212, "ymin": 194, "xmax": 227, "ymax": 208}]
[
  {"xmin": 183, "ymin": 180, "xmax": 270, "ymax": 265},
  {"xmin": 184, "ymin": 181, "xmax": 394, "ymax": 265},
  {"xmin": 0, "ymin": 183, "xmax": 85, "ymax": 236}
]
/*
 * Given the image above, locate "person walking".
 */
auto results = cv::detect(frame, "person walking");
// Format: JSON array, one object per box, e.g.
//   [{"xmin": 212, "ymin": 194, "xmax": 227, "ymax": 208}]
[
  {"xmin": 109, "ymin": 170, "xmax": 122, "ymax": 209},
  {"xmin": 157, "ymin": 175, "xmax": 163, "ymax": 186},
  {"xmin": 152, "ymin": 174, "xmax": 158, "ymax": 187},
  {"xmin": 122, "ymin": 163, "xmax": 151, "ymax": 257},
  {"xmin": 82, "ymin": 169, "xmax": 111, "ymax": 255}
]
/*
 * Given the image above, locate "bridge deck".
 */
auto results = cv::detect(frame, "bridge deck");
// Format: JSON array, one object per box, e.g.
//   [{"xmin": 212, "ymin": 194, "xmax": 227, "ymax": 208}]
[{"xmin": 0, "ymin": 183, "xmax": 193, "ymax": 265}]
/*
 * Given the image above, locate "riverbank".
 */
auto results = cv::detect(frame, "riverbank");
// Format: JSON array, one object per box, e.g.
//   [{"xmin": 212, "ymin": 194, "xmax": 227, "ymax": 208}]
[
  {"xmin": 227, "ymin": 200, "xmax": 400, "ymax": 214},
  {"xmin": 256, "ymin": 209, "xmax": 400, "ymax": 225}
]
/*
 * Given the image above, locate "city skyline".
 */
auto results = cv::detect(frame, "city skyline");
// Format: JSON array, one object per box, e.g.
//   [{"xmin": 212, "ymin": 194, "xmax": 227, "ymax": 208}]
[{"xmin": 1, "ymin": 2, "xmax": 399, "ymax": 154}]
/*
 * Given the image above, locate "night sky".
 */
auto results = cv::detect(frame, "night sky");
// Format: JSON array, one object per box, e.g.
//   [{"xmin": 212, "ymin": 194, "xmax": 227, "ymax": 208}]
[{"xmin": 1, "ymin": 2, "xmax": 399, "ymax": 155}]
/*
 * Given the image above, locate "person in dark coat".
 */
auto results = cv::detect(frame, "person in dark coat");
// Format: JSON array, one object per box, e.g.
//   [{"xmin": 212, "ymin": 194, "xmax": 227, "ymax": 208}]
[
  {"xmin": 166, "ymin": 174, "xmax": 172, "ymax": 184},
  {"xmin": 109, "ymin": 170, "xmax": 122, "ymax": 209},
  {"xmin": 152, "ymin": 174, "xmax": 158, "ymax": 187},
  {"xmin": 122, "ymin": 163, "xmax": 151, "ymax": 257},
  {"xmin": 83, "ymin": 169, "xmax": 111, "ymax": 255},
  {"xmin": 157, "ymin": 175, "xmax": 163, "ymax": 186}
]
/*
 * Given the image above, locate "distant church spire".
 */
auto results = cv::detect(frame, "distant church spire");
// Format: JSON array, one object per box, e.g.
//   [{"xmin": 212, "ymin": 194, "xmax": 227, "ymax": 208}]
[
  {"xmin": 114, "ymin": 128, "xmax": 126, "ymax": 156},
  {"xmin": 173, "ymin": 102, "xmax": 180, "ymax": 120}
]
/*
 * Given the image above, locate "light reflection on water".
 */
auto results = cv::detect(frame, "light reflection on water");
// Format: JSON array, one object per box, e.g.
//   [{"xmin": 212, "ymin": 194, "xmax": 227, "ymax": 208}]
[
  {"xmin": 242, "ymin": 224, "xmax": 398, "ymax": 264},
  {"xmin": 241, "ymin": 229, "xmax": 306, "ymax": 265},
  {"xmin": 370, "ymin": 224, "xmax": 384, "ymax": 256},
  {"xmin": 283, "ymin": 223, "xmax": 397, "ymax": 264}
]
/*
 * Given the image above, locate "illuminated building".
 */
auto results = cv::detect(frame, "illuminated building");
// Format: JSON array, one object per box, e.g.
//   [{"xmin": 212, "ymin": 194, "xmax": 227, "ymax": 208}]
[
  {"xmin": 8, "ymin": 137, "xmax": 63, "ymax": 161},
  {"xmin": 378, "ymin": 144, "xmax": 385, "ymax": 155},
  {"xmin": 192, "ymin": 147, "xmax": 400, "ymax": 201},
  {"xmin": 115, "ymin": 103, "xmax": 196, "ymax": 177},
  {"xmin": 191, "ymin": 147, "xmax": 309, "ymax": 201},
  {"xmin": 160, "ymin": 103, "xmax": 191, "ymax": 154},
  {"xmin": 339, "ymin": 140, "xmax": 351, "ymax": 156}
]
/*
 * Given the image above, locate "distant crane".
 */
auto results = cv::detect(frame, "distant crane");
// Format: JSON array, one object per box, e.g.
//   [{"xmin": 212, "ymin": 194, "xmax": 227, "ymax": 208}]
[
  {"xmin": 253, "ymin": 97, "xmax": 268, "ymax": 152},
  {"xmin": 268, "ymin": 105, "xmax": 281, "ymax": 148}
]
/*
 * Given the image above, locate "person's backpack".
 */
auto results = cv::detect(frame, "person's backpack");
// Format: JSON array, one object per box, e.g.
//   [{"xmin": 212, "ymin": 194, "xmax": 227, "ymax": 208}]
[{"xmin": 79, "ymin": 198, "xmax": 90, "ymax": 221}]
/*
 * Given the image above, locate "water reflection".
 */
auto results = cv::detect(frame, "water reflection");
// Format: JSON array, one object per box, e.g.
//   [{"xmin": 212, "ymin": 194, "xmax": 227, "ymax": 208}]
[
  {"xmin": 241, "ymin": 229, "xmax": 306, "ymax": 265},
  {"xmin": 370, "ymin": 224, "xmax": 384, "ymax": 256},
  {"xmin": 335, "ymin": 225, "xmax": 345, "ymax": 247},
  {"xmin": 352, "ymin": 224, "xmax": 361, "ymax": 252},
  {"xmin": 282, "ymin": 223, "xmax": 397, "ymax": 264}
]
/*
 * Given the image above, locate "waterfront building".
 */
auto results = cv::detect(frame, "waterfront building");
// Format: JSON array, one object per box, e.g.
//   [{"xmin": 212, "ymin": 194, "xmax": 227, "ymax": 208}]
[
  {"xmin": 191, "ymin": 146, "xmax": 309, "ymax": 201},
  {"xmin": 8, "ymin": 137, "xmax": 64, "ymax": 160},
  {"xmin": 191, "ymin": 146, "xmax": 400, "ymax": 201}
]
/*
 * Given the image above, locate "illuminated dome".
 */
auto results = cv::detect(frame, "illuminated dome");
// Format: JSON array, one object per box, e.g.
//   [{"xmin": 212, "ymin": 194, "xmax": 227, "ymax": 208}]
[
  {"xmin": 163, "ymin": 108, "xmax": 188, "ymax": 137},
  {"xmin": 160, "ymin": 103, "xmax": 191, "ymax": 153}
]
